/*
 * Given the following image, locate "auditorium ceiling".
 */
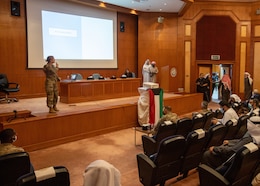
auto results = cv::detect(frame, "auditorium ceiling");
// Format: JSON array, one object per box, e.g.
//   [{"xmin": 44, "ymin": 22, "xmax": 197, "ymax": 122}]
[{"xmin": 94, "ymin": 0, "xmax": 257, "ymax": 13}]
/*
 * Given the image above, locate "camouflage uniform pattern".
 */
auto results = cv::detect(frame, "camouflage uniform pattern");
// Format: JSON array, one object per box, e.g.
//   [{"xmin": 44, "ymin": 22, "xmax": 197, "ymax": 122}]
[
  {"xmin": 43, "ymin": 64, "xmax": 59, "ymax": 108},
  {"xmin": 0, "ymin": 143, "xmax": 24, "ymax": 156}
]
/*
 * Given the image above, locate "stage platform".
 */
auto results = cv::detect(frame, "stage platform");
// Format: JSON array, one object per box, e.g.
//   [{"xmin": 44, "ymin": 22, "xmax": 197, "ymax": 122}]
[{"xmin": 0, "ymin": 92, "xmax": 202, "ymax": 152}]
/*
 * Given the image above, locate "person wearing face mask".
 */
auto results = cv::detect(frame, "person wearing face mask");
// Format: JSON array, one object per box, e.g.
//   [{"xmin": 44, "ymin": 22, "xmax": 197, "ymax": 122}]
[
  {"xmin": 151, "ymin": 106, "xmax": 179, "ymax": 136},
  {"xmin": 211, "ymin": 100, "xmax": 239, "ymax": 126},
  {"xmin": 148, "ymin": 61, "xmax": 159, "ymax": 83},
  {"xmin": 0, "ymin": 128, "xmax": 24, "ymax": 156},
  {"xmin": 43, "ymin": 55, "xmax": 60, "ymax": 113},
  {"xmin": 247, "ymin": 98, "xmax": 260, "ymax": 117}
]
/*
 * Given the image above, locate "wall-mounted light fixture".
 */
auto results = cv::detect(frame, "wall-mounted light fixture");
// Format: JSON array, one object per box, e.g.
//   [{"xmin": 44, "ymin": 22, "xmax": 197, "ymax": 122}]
[{"xmin": 158, "ymin": 16, "xmax": 164, "ymax": 23}]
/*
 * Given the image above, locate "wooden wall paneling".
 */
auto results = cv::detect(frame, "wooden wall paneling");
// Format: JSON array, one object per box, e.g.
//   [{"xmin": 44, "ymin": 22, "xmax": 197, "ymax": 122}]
[
  {"xmin": 0, "ymin": 0, "xmax": 138, "ymax": 99},
  {"xmin": 104, "ymin": 82, "xmax": 114, "ymax": 95},
  {"xmin": 181, "ymin": 2, "xmax": 252, "ymax": 95},
  {"xmin": 70, "ymin": 84, "xmax": 82, "ymax": 97},
  {"xmin": 160, "ymin": 66, "xmax": 170, "ymax": 92},
  {"xmin": 59, "ymin": 79, "xmax": 141, "ymax": 103},
  {"xmin": 114, "ymin": 81, "xmax": 123, "ymax": 95},
  {"xmin": 93, "ymin": 83, "xmax": 104, "ymax": 97},
  {"xmin": 253, "ymin": 42, "xmax": 260, "ymax": 91},
  {"xmin": 239, "ymin": 42, "xmax": 247, "ymax": 94},
  {"xmin": 138, "ymin": 13, "xmax": 179, "ymax": 91},
  {"xmin": 117, "ymin": 13, "xmax": 138, "ymax": 77},
  {"xmin": 1, "ymin": 104, "xmax": 138, "ymax": 151},
  {"xmin": 0, "ymin": 0, "xmax": 258, "ymax": 99},
  {"xmin": 164, "ymin": 93, "xmax": 203, "ymax": 115},
  {"xmin": 81, "ymin": 83, "xmax": 93, "ymax": 97},
  {"xmin": 0, "ymin": 93, "xmax": 201, "ymax": 152}
]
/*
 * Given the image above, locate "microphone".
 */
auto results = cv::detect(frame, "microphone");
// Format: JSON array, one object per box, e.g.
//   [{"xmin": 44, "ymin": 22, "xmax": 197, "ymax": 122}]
[{"xmin": 13, "ymin": 110, "xmax": 17, "ymax": 118}]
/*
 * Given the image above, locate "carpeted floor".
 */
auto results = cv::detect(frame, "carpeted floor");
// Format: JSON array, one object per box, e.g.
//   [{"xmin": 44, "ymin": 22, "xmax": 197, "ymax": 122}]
[{"xmin": 28, "ymin": 127, "xmax": 200, "ymax": 186}]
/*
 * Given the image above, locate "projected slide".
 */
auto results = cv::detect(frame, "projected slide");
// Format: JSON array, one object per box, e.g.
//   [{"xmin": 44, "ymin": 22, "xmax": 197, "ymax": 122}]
[
  {"xmin": 42, "ymin": 10, "xmax": 114, "ymax": 60},
  {"xmin": 26, "ymin": 0, "xmax": 117, "ymax": 68}
]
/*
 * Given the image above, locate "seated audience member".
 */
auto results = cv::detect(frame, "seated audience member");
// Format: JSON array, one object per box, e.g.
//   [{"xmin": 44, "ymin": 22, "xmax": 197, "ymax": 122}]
[
  {"xmin": 247, "ymin": 98, "xmax": 260, "ymax": 117},
  {"xmin": 201, "ymin": 117, "xmax": 260, "ymax": 170},
  {"xmin": 228, "ymin": 94, "xmax": 242, "ymax": 113},
  {"xmin": 193, "ymin": 101, "xmax": 211, "ymax": 116},
  {"xmin": 83, "ymin": 159, "xmax": 121, "ymax": 186},
  {"xmin": 211, "ymin": 100, "xmax": 239, "ymax": 126},
  {"xmin": 250, "ymin": 116, "xmax": 260, "ymax": 124},
  {"xmin": 152, "ymin": 106, "xmax": 179, "ymax": 136},
  {"xmin": 0, "ymin": 128, "xmax": 24, "ymax": 156},
  {"xmin": 252, "ymin": 89, "xmax": 260, "ymax": 102},
  {"xmin": 123, "ymin": 68, "xmax": 133, "ymax": 78}
]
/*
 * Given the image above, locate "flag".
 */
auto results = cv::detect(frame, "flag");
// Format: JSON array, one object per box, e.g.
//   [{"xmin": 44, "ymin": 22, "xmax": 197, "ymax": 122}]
[{"xmin": 148, "ymin": 88, "xmax": 163, "ymax": 125}]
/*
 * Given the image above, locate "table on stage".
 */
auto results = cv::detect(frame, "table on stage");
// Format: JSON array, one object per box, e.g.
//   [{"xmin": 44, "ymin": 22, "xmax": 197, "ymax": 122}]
[
  {"xmin": 59, "ymin": 78, "xmax": 142, "ymax": 104},
  {"xmin": 134, "ymin": 127, "xmax": 153, "ymax": 146}
]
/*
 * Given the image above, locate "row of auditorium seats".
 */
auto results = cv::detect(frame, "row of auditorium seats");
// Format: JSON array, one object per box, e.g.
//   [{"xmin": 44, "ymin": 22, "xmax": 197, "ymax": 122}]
[
  {"xmin": 137, "ymin": 134, "xmax": 260, "ymax": 186},
  {"xmin": 0, "ymin": 151, "xmax": 70, "ymax": 186},
  {"xmin": 142, "ymin": 113, "xmax": 248, "ymax": 157},
  {"xmin": 0, "ymin": 151, "xmax": 122, "ymax": 186},
  {"xmin": 142, "ymin": 125, "xmax": 224, "ymax": 174}
]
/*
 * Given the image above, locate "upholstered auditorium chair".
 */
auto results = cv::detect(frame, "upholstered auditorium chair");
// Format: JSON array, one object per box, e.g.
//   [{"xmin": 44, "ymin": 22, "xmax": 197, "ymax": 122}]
[
  {"xmin": 203, "ymin": 111, "xmax": 214, "ymax": 130},
  {"xmin": 205, "ymin": 124, "xmax": 227, "ymax": 150},
  {"xmin": 16, "ymin": 166, "xmax": 70, "ymax": 186},
  {"xmin": 234, "ymin": 114, "xmax": 249, "ymax": 139},
  {"xmin": 142, "ymin": 121, "xmax": 177, "ymax": 156},
  {"xmin": 176, "ymin": 117, "xmax": 193, "ymax": 138},
  {"xmin": 137, "ymin": 135, "xmax": 185, "ymax": 186},
  {"xmin": 198, "ymin": 142, "xmax": 260, "ymax": 186},
  {"xmin": 224, "ymin": 119, "xmax": 239, "ymax": 140},
  {"xmin": 191, "ymin": 113, "xmax": 206, "ymax": 130},
  {"xmin": 214, "ymin": 109, "xmax": 224, "ymax": 119},
  {"xmin": 0, "ymin": 152, "xmax": 31, "ymax": 186},
  {"xmin": 179, "ymin": 128, "xmax": 209, "ymax": 179}
]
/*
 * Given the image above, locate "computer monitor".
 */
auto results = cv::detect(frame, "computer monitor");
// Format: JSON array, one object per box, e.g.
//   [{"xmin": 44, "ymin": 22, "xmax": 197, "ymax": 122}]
[{"xmin": 71, "ymin": 74, "xmax": 77, "ymax": 80}]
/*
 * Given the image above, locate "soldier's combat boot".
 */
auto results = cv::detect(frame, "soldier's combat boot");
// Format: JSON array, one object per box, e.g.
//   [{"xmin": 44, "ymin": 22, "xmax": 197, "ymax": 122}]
[
  {"xmin": 53, "ymin": 106, "xmax": 59, "ymax": 112},
  {"xmin": 49, "ymin": 107, "xmax": 56, "ymax": 113}
]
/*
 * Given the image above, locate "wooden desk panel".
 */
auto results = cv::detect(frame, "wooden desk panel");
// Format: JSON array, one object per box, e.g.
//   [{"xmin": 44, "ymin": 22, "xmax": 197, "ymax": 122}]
[{"xmin": 60, "ymin": 78, "xmax": 142, "ymax": 103}]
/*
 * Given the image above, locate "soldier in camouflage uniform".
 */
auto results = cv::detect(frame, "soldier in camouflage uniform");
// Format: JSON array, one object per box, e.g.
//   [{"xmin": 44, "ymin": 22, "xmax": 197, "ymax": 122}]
[
  {"xmin": 43, "ymin": 56, "xmax": 60, "ymax": 113},
  {"xmin": 0, "ymin": 128, "xmax": 24, "ymax": 156}
]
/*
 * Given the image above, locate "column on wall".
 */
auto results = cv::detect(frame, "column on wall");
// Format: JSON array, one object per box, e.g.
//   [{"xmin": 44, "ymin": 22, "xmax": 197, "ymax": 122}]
[
  {"xmin": 239, "ymin": 25, "xmax": 247, "ymax": 94},
  {"xmin": 184, "ymin": 24, "xmax": 191, "ymax": 93},
  {"xmin": 253, "ymin": 25, "xmax": 260, "ymax": 90}
]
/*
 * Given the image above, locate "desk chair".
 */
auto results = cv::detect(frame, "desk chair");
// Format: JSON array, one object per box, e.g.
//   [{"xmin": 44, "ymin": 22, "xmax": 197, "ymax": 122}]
[
  {"xmin": 71, "ymin": 73, "xmax": 83, "ymax": 80},
  {"xmin": 0, "ymin": 152, "xmax": 31, "ymax": 186},
  {"xmin": 92, "ymin": 73, "xmax": 100, "ymax": 80},
  {"xmin": 16, "ymin": 166, "xmax": 70, "ymax": 186},
  {"xmin": 0, "ymin": 73, "xmax": 20, "ymax": 103}
]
